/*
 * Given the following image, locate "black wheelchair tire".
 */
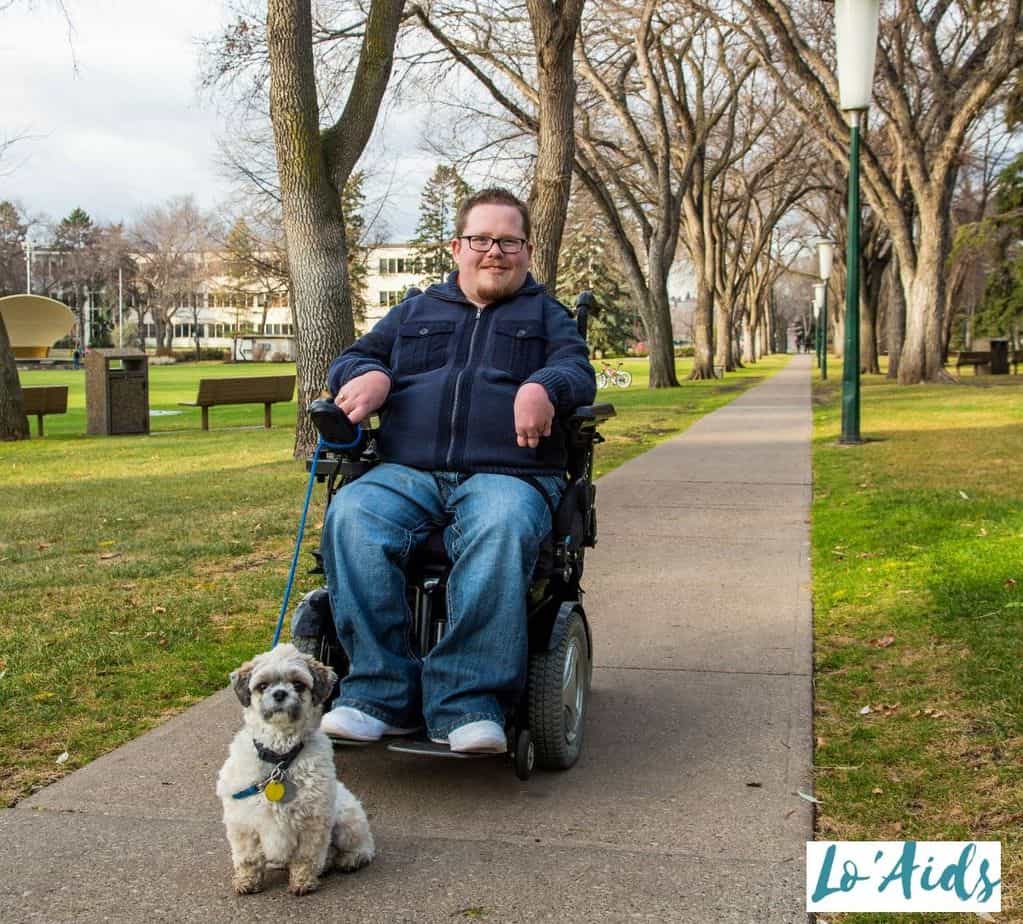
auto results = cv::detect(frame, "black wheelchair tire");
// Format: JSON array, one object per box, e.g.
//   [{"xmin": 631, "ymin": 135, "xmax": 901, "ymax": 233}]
[
  {"xmin": 528, "ymin": 608, "xmax": 590, "ymax": 770},
  {"xmin": 514, "ymin": 728, "xmax": 535, "ymax": 780}
]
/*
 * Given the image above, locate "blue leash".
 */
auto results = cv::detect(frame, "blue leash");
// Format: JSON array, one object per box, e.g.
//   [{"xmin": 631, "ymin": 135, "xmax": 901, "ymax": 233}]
[{"xmin": 270, "ymin": 426, "xmax": 363, "ymax": 647}]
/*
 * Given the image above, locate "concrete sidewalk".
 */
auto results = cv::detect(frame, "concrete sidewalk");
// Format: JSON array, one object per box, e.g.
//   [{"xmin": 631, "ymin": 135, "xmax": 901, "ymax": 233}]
[{"xmin": 1, "ymin": 355, "xmax": 814, "ymax": 923}]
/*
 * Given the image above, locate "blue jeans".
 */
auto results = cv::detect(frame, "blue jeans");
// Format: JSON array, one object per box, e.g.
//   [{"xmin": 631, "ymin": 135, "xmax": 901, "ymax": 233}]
[{"xmin": 321, "ymin": 463, "xmax": 564, "ymax": 739}]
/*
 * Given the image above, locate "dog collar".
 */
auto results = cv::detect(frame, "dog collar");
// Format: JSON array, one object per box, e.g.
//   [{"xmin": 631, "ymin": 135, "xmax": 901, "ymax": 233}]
[
  {"xmin": 253, "ymin": 739, "xmax": 304, "ymax": 767},
  {"xmin": 231, "ymin": 740, "xmax": 305, "ymax": 802}
]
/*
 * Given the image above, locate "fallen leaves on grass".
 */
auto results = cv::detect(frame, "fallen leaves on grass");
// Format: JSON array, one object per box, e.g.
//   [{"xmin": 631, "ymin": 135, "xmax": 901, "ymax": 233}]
[
  {"xmin": 868, "ymin": 634, "xmax": 896, "ymax": 648},
  {"xmin": 797, "ymin": 790, "xmax": 822, "ymax": 804},
  {"xmin": 912, "ymin": 707, "xmax": 947, "ymax": 719},
  {"xmin": 859, "ymin": 703, "xmax": 900, "ymax": 717},
  {"xmin": 958, "ymin": 490, "xmax": 970, "ymax": 500},
  {"xmin": 56, "ymin": 751, "xmax": 69, "ymax": 764},
  {"xmin": 99, "ymin": 552, "xmax": 121, "ymax": 561}
]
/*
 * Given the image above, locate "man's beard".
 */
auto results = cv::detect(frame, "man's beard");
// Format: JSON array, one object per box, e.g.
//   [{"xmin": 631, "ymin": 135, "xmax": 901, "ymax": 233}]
[{"xmin": 474, "ymin": 265, "xmax": 523, "ymax": 303}]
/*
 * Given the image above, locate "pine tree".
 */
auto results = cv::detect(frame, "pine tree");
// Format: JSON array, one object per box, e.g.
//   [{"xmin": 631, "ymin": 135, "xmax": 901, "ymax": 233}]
[
  {"xmin": 973, "ymin": 154, "xmax": 1023, "ymax": 343},
  {"xmin": 557, "ymin": 203, "xmax": 638, "ymax": 356},
  {"xmin": 0, "ymin": 201, "xmax": 28, "ymax": 297},
  {"xmin": 51, "ymin": 207, "xmax": 103, "ymax": 345},
  {"xmin": 411, "ymin": 165, "xmax": 471, "ymax": 285},
  {"xmin": 342, "ymin": 172, "xmax": 370, "ymax": 327}
]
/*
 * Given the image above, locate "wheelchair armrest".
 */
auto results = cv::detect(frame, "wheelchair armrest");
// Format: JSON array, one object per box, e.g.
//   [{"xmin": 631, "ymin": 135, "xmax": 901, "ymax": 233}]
[{"xmin": 567, "ymin": 403, "xmax": 616, "ymax": 429}]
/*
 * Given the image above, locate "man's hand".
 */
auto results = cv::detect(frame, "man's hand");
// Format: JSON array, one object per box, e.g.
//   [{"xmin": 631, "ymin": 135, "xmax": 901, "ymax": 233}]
[
  {"xmin": 335, "ymin": 370, "xmax": 391, "ymax": 424},
  {"xmin": 514, "ymin": 382, "xmax": 555, "ymax": 448}
]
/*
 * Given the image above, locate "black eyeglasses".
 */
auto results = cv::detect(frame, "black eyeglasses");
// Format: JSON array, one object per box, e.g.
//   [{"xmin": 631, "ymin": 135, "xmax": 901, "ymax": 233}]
[{"xmin": 459, "ymin": 235, "xmax": 528, "ymax": 254}]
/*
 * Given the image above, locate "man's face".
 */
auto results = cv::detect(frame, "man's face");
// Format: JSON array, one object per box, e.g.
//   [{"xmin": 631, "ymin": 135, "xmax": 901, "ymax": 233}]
[{"xmin": 452, "ymin": 203, "xmax": 533, "ymax": 306}]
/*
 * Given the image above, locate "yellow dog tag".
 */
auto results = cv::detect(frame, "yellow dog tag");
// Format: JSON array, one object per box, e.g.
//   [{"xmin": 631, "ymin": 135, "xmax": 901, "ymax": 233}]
[{"xmin": 264, "ymin": 780, "xmax": 286, "ymax": 802}]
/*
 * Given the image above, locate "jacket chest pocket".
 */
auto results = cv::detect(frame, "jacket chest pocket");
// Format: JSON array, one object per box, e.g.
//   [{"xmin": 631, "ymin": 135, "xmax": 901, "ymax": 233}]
[
  {"xmin": 492, "ymin": 320, "xmax": 546, "ymax": 379},
  {"xmin": 397, "ymin": 320, "xmax": 455, "ymax": 374}
]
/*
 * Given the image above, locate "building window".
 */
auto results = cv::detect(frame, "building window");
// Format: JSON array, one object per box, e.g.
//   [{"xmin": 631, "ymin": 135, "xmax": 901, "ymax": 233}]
[
  {"xmin": 378, "ymin": 290, "xmax": 404, "ymax": 307},
  {"xmin": 378, "ymin": 257, "xmax": 420, "ymax": 275}
]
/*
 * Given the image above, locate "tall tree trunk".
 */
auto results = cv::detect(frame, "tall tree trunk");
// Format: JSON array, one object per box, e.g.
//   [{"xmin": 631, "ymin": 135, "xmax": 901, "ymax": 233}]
[
  {"xmin": 741, "ymin": 311, "xmax": 753, "ymax": 364},
  {"xmin": 645, "ymin": 252, "xmax": 679, "ymax": 387},
  {"xmin": 714, "ymin": 298, "xmax": 731, "ymax": 371},
  {"xmin": 267, "ymin": 0, "xmax": 403, "ymax": 456},
  {"xmin": 0, "ymin": 314, "xmax": 29, "ymax": 441},
  {"xmin": 860, "ymin": 283, "xmax": 879, "ymax": 375},
  {"xmin": 526, "ymin": 0, "xmax": 585, "ymax": 295},
  {"xmin": 885, "ymin": 255, "xmax": 905, "ymax": 379},
  {"xmin": 687, "ymin": 186, "xmax": 715, "ymax": 379},
  {"xmin": 896, "ymin": 197, "xmax": 955, "ymax": 384},
  {"xmin": 690, "ymin": 266, "xmax": 715, "ymax": 379}
]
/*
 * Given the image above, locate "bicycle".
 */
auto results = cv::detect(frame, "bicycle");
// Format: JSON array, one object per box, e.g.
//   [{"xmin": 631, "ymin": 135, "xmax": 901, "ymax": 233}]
[{"xmin": 595, "ymin": 360, "xmax": 633, "ymax": 389}]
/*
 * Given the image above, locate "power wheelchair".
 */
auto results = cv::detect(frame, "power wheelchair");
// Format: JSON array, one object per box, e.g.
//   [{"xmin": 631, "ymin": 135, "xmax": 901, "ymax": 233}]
[{"xmin": 290, "ymin": 291, "xmax": 615, "ymax": 780}]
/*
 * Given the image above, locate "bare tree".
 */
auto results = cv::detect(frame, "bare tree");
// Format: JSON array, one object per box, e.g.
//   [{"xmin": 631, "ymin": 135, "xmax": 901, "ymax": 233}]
[
  {"xmin": 524, "ymin": 0, "xmax": 586, "ymax": 291},
  {"xmin": 131, "ymin": 196, "xmax": 214, "ymax": 354},
  {"xmin": 743, "ymin": 0, "xmax": 1023, "ymax": 383},
  {"xmin": 265, "ymin": 0, "xmax": 404, "ymax": 455},
  {"xmin": 412, "ymin": 0, "xmax": 586, "ymax": 293}
]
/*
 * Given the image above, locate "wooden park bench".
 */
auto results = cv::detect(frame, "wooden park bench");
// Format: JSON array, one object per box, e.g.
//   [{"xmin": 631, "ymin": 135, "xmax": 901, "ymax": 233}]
[
  {"xmin": 21, "ymin": 385, "xmax": 68, "ymax": 436},
  {"xmin": 179, "ymin": 375, "xmax": 296, "ymax": 431},
  {"xmin": 954, "ymin": 350, "xmax": 991, "ymax": 374},
  {"xmin": 953, "ymin": 350, "xmax": 1022, "ymax": 376}
]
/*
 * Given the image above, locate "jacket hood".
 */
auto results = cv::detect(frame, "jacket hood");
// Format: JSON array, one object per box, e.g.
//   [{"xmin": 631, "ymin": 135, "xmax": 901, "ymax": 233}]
[{"xmin": 427, "ymin": 271, "xmax": 546, "ymax": 305}]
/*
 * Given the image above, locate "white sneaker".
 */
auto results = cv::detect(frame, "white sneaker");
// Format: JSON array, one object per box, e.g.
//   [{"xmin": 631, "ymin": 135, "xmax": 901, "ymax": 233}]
[
  {"xmin": 444, "ymin": 720, "xmax": 507, "ymax": 754},
  {"xmin": 321, "ymin": 706, "xmax": 419, "ymax": 741}
]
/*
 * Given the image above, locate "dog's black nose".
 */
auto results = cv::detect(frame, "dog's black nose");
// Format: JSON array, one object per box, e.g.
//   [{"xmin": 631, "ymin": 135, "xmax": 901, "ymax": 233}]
[{"xmin": 272, "ymin": 689, "xmax": 288, "ymax": 702}]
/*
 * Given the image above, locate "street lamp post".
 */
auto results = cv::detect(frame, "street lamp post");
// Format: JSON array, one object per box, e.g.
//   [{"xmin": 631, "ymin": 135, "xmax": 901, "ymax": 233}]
[
  {"xmin": 816, "ymin": 239, "xmax": 836, "ymax": 381},
  {"xmin": 812, "ymin": 296, "xmax": 821, "ymax": 368},
  {"xmin": 23, "ymin": 239, "xmax": 33, "ymax": 293},
  {"xmin": 833, "ymin": 0, "xmax": 880, "ymax": 443},
  {"xmin": 814, "ymin": 283, "xmax": 827, "ymax": 374}
]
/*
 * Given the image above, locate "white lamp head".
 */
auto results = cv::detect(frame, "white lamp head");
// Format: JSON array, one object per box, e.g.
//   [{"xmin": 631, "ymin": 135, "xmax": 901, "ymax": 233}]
[
  {"xmin": 814, "ymin": 282, "xmax": 827, "ymax": 311},
  {"xmin": 833, "ymin": 0, "xmax": 881, "ymax": 111},
  {"xmin": 817, "ymin": 239, "xmax": 837, "ymax": 280}
]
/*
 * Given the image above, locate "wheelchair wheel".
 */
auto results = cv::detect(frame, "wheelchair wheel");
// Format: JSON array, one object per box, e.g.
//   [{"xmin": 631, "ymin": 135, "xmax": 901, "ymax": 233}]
[
  {"xmin": 528, "ymin": 608, "xmax": 590, "ymax": 770},
  {"xmin": 514, "ymin": 728, "xmax": 535, "ymax": 781}
]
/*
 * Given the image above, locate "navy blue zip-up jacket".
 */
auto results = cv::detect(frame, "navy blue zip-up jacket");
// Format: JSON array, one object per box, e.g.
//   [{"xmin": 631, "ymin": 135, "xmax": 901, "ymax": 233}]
[{"xmin": 327, "ymin": 273, "xmax": 596, "ymax": 475}]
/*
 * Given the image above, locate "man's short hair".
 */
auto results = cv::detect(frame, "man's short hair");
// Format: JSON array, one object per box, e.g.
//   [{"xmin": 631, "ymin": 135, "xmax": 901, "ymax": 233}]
[{"xmin": 454, "ymin": 188, "xmax": 531, "ymax": 241}]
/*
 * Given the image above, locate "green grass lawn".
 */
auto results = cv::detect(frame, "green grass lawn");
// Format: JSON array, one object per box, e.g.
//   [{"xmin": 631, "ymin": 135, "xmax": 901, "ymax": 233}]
[
  {"xmin": 0, "ymin": 354, "xmax": 788, "ymax": 807},
  {"xmin": 812, "ymin": 368, "xmax": 1023, "ymax": 922}
]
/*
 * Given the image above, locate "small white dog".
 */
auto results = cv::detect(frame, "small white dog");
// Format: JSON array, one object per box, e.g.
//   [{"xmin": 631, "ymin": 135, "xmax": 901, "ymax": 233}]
[{"xmin": 216, "ymin": 643, "xmax": 375, "ymax": 895}]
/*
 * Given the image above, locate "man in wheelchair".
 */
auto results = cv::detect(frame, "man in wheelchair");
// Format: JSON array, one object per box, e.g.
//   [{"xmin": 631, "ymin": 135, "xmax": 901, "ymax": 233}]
[{"xmin": 318, "ymin": 188, "xmax": 597, "ymax": 757}]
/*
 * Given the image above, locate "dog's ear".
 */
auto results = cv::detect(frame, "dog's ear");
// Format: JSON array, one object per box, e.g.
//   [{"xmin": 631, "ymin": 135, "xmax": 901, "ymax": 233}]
[
  {"xmin": 229, "ymin": 660, "xmax": 255, "ymax": 707},
  {"xmin": 306, "ymin": 658, "xmax": 337, "ymax": 706}
]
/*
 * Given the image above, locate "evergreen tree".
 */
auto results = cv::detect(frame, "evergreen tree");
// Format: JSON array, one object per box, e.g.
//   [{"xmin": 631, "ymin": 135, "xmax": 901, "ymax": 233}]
[
  {"xmin": 342, "ymin": 172, "xmax": 370, "ymax": 327},
  {"xmin": 557, "ymin": 203, "xmax": 638, "ymax": 356},
  {"xmin": 973, "ymin": 154, "xmax": 1023, "ymax": 342},
  {"xmin": 411, "ymin": 165, "xmax": 471, "ymax": 285},
  {"xmin": 0, "ymin": 201, "xmax": 28, "ymax": 297},
  {"xmin": 51, "ymin": 207, "xmax": 105, "ymax": 345}
]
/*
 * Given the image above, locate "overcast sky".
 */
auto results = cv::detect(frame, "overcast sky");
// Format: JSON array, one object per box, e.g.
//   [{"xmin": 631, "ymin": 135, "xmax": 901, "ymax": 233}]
[{"xmin": 0, "ymin": 0, "xmax": 438, "ymax": 240}]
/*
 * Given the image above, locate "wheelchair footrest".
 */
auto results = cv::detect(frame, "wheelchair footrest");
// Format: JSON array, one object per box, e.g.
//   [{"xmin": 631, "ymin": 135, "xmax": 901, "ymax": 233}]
[{"xmin": 386, "ymin": 739, "xmax": 499, "ymax": 759}]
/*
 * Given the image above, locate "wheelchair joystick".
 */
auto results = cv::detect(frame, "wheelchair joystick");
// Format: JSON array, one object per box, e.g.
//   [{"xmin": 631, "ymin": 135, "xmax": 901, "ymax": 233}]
[
  {"xmin": 308, "ymin": 397, "xmax": 365, "ymax": 452},
  {"xmin": 574, "ymin": 290, "xmax": 599, "ymax": 342}
]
